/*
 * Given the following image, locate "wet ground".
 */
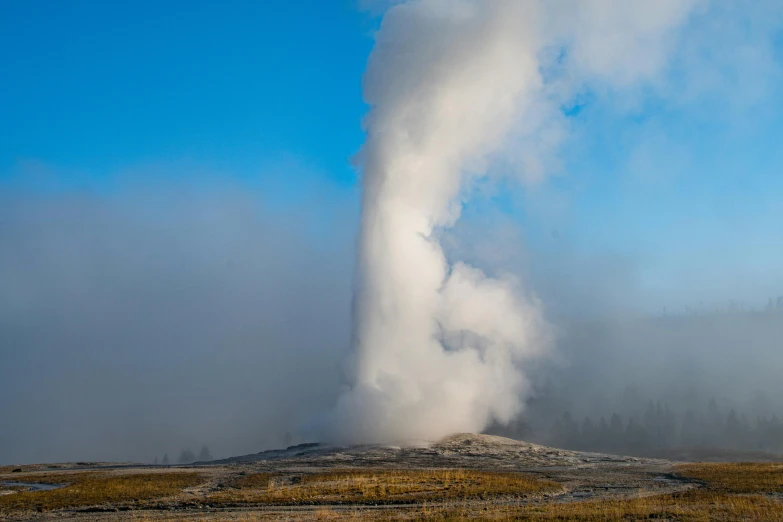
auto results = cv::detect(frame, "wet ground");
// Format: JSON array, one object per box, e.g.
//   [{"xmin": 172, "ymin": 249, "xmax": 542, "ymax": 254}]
[{"xmin": 0, "ymin": 481, "xmax": 65, "ymax": 492}]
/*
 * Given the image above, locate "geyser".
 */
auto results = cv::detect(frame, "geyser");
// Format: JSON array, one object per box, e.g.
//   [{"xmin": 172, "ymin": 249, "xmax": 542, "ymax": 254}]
[{"xmin": 329, "ymin": 0, "xmax": 699, "ymax": 444}]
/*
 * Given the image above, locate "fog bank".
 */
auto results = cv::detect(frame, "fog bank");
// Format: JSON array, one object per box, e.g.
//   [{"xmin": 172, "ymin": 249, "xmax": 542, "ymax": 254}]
[{"xmin": 0, "ymin": 178, "xmax": 355, "ymax": 465}]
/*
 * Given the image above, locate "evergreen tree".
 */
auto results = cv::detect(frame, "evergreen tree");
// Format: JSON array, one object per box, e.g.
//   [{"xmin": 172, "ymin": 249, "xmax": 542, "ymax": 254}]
[
  {"xmin": 598, "ymin": 417, "xmax": 610, "ymax": 452},
  {"xmin": 660, "ymin": 402, "xmax": 677, "ymax": 448},
  {"xmin": 581, "ymin": 416, "xmax": 596, "ymax": 451},
  {"xmin": 725, "ymin": 410, "xmax": 743, "ymax": 447},
  {"xmin": 756, "ymin": 416, "xmax": 768, "ymax": 450},
  {"xmin": 625, "ymin": 418, "xmax": 650, "ymax": 454},
  {"xmin": 706, "ymin": 398, "xmax": 725, "ymax": 446},
  {"xmin": 561, "ymin": 411, "xmax": 579, "ymax": 449},
  {"xmin": 198, "ymin": 445, "xmax": 213, "ymax": 462},
  {"xmin": 644, "ymin": 401, "xmax": 657, "ymax": 430},
  {"xmin": 681, "ymin": 409, "xmax": 700, "ymax": 447},
  {"xmin": 161, "ymin": 453, "xmax": 169, "ymax": 465},
  {"xmin": 178, "ymin": 449, "xmax": 195, "ymax": 464},
  {"xmin": 770, "ymin": 416, "xmax": 783, "ymax": 452},
  {"xmin": 609, "ymin": 413, "xmax": 625, "ymax": 450}
]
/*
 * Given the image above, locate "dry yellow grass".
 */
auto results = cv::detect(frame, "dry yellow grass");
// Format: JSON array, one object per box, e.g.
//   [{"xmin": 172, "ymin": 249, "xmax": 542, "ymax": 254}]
[
  {"xmin": 275, "ymin": 493, "xmax": 783, "ymax": 521},
  {"xmin": 5, "ymin": 463, "xmax": 783, "ymax": 520},
  {"xmin": 0, "ymin": 471, "xmax": 203, "ymax": 513},
  {"xmin": 677, "ymin": 462, "xmax": 783, "ymax": 493},
  {"xmin": 231, "ymin": 472, "xmax": 278, "ymax": 489},
  {"xmin": 98, "ymin": 491, "xmax": 783, "ymax": 522},
  {"xmin": 511, "ymin": 491, "xmax": 783, "ymax": 522},
  {"xmin": 201, "ymin": 464, "xmax": 783, "ymax": 522},
  {"xmin": 209, "ymin": 469, "xmax": 562, "ymax": 505}
]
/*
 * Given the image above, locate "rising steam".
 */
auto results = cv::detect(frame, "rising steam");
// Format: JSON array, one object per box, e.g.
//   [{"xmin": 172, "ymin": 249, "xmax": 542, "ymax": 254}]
[{"xmin": 329, "ymin": 0, "xmax": 699, "ymax": 444}]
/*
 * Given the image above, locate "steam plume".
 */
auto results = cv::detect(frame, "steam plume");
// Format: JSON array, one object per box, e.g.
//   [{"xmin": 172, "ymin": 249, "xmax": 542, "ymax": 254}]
[{"xmin": 329, "ymin": 0, "xmax": 699, "ymax": 444}]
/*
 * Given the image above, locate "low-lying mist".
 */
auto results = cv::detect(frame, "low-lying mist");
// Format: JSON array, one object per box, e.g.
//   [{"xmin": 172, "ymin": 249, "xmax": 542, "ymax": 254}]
[
  {"xmin": 3, "ymin": 174, "xmax": 782, "ymax": 465},
  {"xmin": 451, "ymin": 217, "xmax": 783, "ymax": 457},
  {"xmin": 490, "ymin": 310, "xmax": 783, "ymax": 457},
  {"xmin": 0, "ymin": 176, "xmax": 356, "ymax": 465}
]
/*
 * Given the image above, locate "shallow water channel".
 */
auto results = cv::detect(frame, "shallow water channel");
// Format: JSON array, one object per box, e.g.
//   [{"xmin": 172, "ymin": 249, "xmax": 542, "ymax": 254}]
[{"xmin": 0, "ymin": 481, "xmax": 65, "ymax": 492}]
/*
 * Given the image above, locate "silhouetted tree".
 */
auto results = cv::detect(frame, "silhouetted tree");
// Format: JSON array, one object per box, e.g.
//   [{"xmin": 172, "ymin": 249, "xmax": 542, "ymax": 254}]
[
  {"xmin": 609, "ymin": 413, "xmax": 625, "ymax": 450},
  {"xmin": 681, "ymin": 409, "xmax": 700, "ymax": 447},
  {"xmin": 768, "ymin": 416, "xmax": 783, "ymax": 452},
  {"xmin": 656, "ymin": 402, "xmax": 677, "ymax": 448},
  {"xmin": 562, "ymin": 411, "xmax": 579, "ymax": 448},
  {"xmin": 548, "ymin": 411, "xmax": 579, "ymax": 449},
  {"xmin": 581, "ymin": 416, "xmax": 597, "ymax": 450},
  {"xmin": 153, "ymin": 456, "xmax": 158, "ymax": 465},
  {"xmin": 644, "ymin": 401, "xmax": 657, "ymax": 430},
  {"xmin": 178, "ymin": 449, "xmax": 195, "ymax": 464},
  {"xmin": 725, "ymin": 410, "xmax": 747, "ymax": 448},
  {"xmin": 625, "ymin": 418, "xmax": 650, "ymax": 453},
  {"xmin": 198, "ymin": 445, "xmax": 213, "ymax": 462},
  {"xmin": 598, "ymin": 417, "xmax": 610, "ymax": 452},
  {"xmin": 161, "ymin": 453, "xmax": 169, "ymax": 465}
]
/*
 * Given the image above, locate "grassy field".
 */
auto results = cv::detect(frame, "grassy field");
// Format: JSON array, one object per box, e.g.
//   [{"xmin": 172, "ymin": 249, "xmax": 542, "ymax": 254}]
[
  {"xmin": 507, "ymin": 491, "xmax": 783, "ymax": 521},
  {"xmin": 111, "ymin": 491, "xmax": 783, "ymax": 522},
  {"xmin": 677, "ymin": 462, "xmax": 783, "ymax": 493},
  {"xmin": 203, "ymin": 463, "xmax": 783, "ymax": 520},
  {"xmin": 420, "ymin": 463, "xmax": 783, "ymax": 521},
  {"xmin": 2, "ymin": 463, "xmax": 783, "ymax": 520},
  {"xmin": 0, "ymin": 471, "xmax": 203, "ymax": 513},
  {"xmin": 208, "ymin": 469, "xmax": 563, "ymax": 505}
]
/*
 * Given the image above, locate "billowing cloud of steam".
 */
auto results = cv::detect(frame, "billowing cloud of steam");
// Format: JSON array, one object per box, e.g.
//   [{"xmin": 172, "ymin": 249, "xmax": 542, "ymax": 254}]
[{"xmin": 329, "ymin": 0, "xmax": 701, "ymax": 444}]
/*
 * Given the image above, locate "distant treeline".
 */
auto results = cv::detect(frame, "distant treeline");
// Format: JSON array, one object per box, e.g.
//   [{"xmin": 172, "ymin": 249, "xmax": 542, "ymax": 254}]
[
  {"xmin": 485, "ymin": 304, "xmax": 783, "ymax": 457},
  {"xmin": 153, "ymin": 445, "xmax": 212, "ymax": 465},
  {"xmin": 493, "ymin": 400, "xmax": 783, "ymax": 456},
  {"xmin": 661, "ymin": 295, "xmax": 783, "ymax": 317}
]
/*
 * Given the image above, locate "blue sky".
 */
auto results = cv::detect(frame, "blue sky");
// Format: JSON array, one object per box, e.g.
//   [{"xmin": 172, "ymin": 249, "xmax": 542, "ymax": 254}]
[
  {"xmin": 2, "ymin": 0, "xmax": 783, "ymax": 312},
  {"xmin": 0, "ymin": 1, "xmax": 370, "ymax": 185}
]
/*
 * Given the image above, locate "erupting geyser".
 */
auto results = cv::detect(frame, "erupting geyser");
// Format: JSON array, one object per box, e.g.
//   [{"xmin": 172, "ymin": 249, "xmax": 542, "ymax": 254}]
[{"xmin": 328, "ymin": 0, "xmax": 698, "ymax": 444}]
